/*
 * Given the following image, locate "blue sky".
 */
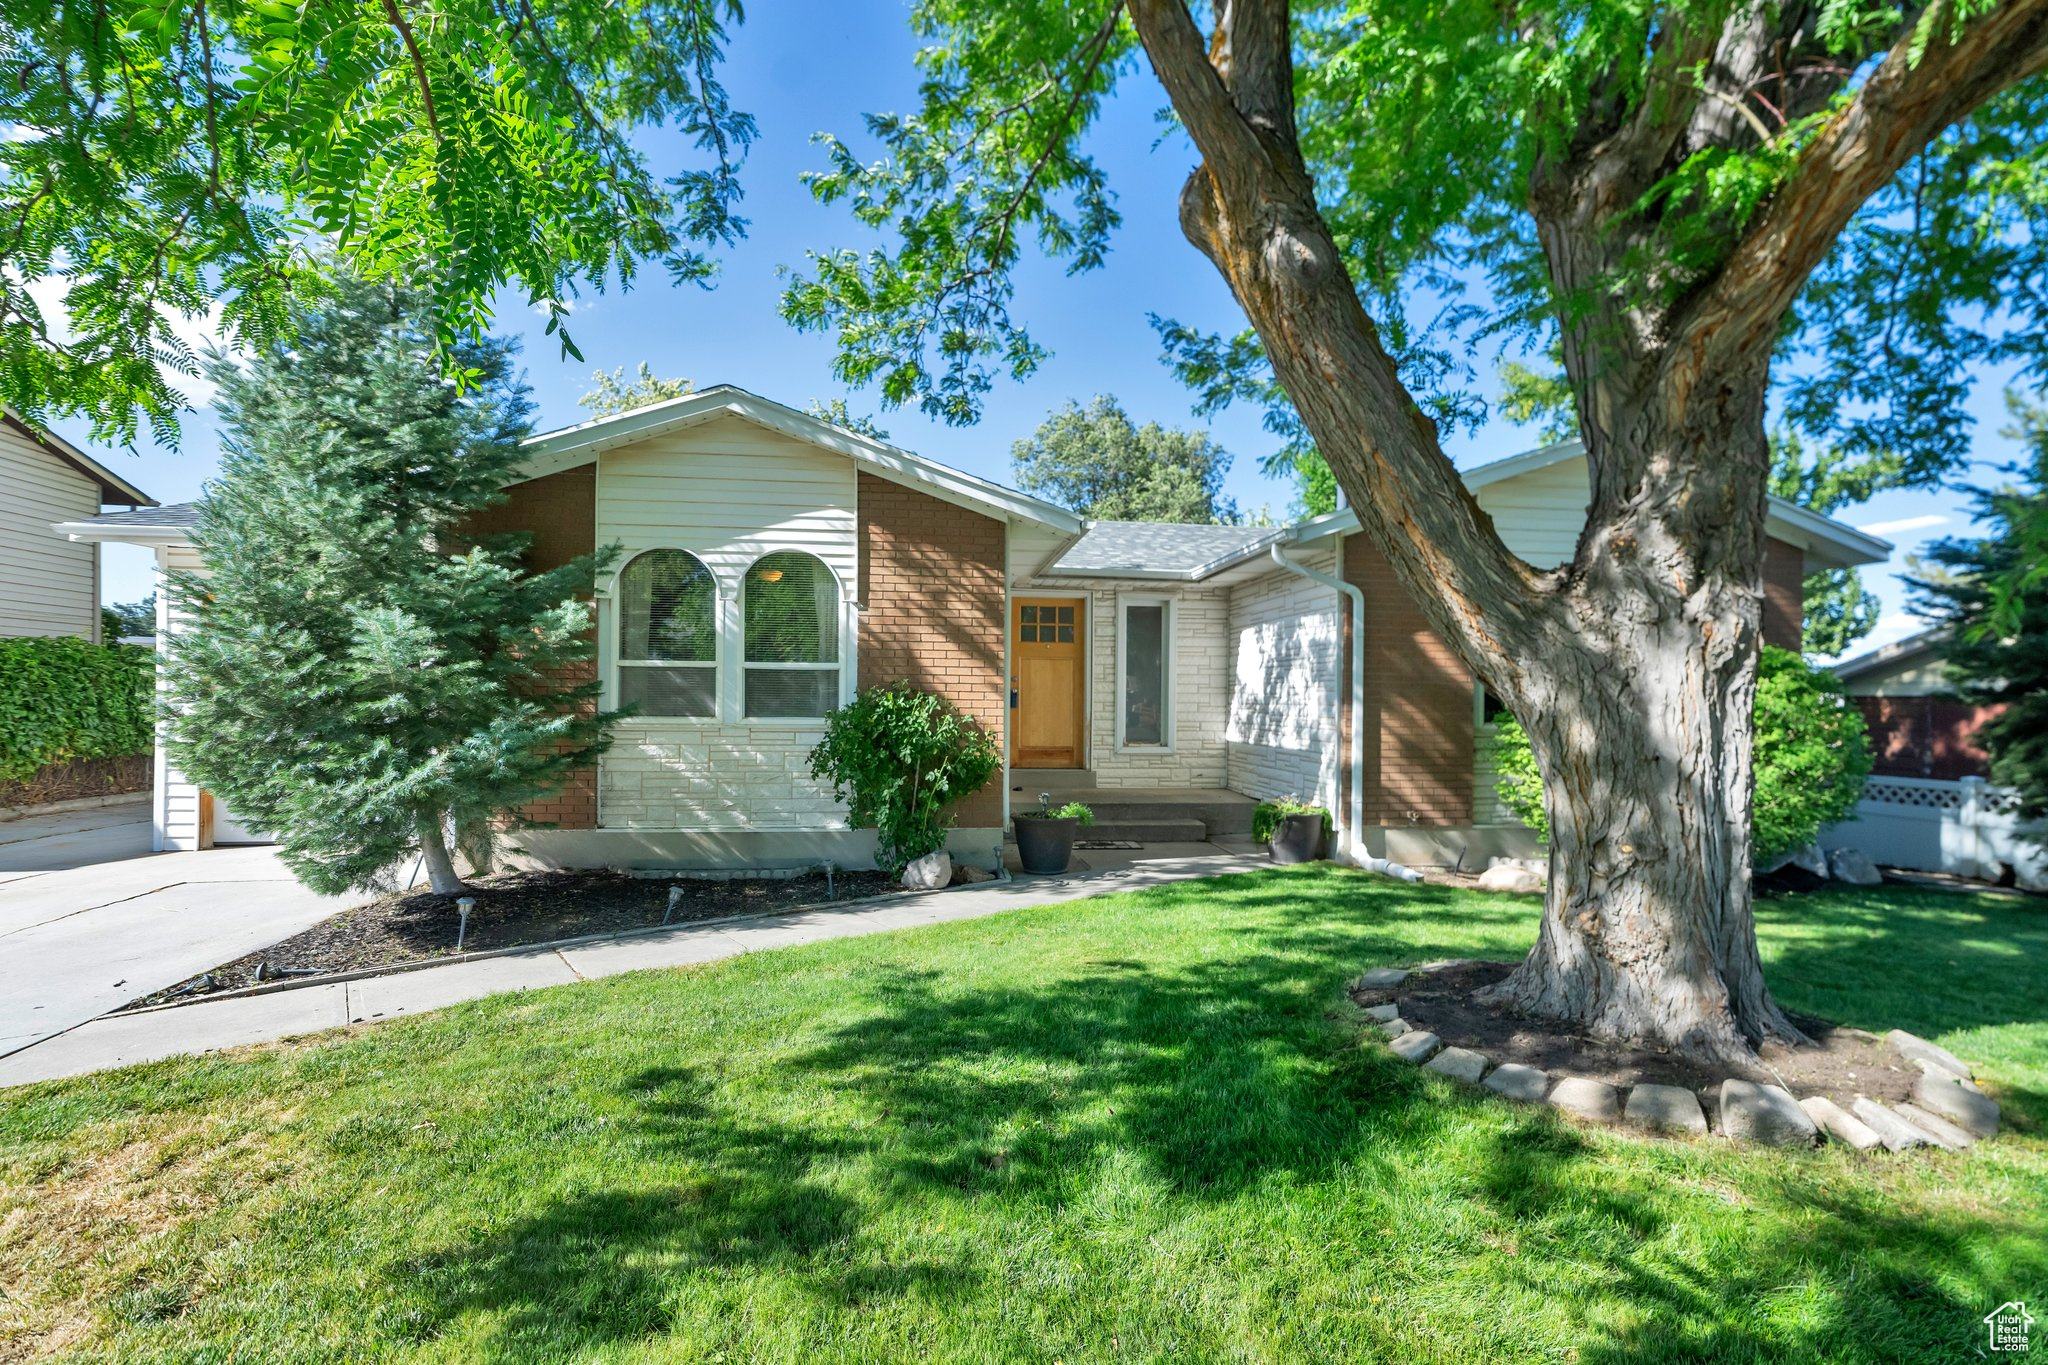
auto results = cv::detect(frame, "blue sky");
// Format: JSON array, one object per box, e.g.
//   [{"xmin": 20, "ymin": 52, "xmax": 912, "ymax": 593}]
[{"xmin": 59, "ymin": 0, "xmax": 2026, "ymax": 660}]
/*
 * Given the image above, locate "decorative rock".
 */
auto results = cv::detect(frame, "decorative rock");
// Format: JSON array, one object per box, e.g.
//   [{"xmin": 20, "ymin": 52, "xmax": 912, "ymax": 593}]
[
  {"xmin": 1625, "ymin": 1083, "xmax": 1709, "ymax": 1136},
  {"xmin": 1423, "ymin": 1046, "xmax": 1490, "ymax": 1083},
  {"xmin": 1788, "ymin": 843, "xmax": 1829, "ymax": 877},
  {"xmin": 1377, "ymin": 1017, "xmax": 1411, "ymax": 1038},
  {"xmin": 1895, "ymin": 1102, "xmax": 1975, "ymax": 1151},
  {"xmin": 1717, "ymin": 1079, "xmax": 1818, "ymax": 1147},
  {"xmin": 901, "ymin": 850, "xmax": 952, "ymax": 890},
  {"xmin": 1886, "ymin": 1029, "xmax": 1972, "ymax": 1082},
  {"xmin": 1362, "ymin": 1003, "xmax": 1401, "ymax": 1022},
  {"xmin": 1548, "ymin": 1076, "xmax": 1623, "ymax": 1124},
  {"xmin": 1799, "ymin": 1096, "xmax": 1883, "ymax": 1151},
  {"xmin": 1356, "ymin": 966, "xmax": 1411, "ymax": 989},
  {"xmin": 1825, "ymin": 847, "xmax": 1884, "ymax": 885},
  {"xmin": 1912, "ymin": 1069, "xmax": 2000, "ymax": 1138},
  {"xmin": 1387, "ymin": 1030, "xmax": 1442, "ymax": 1065},
  {"xmin": 1850, "ymin": 1098, "xmax": 1934, "ymax": 1151},
  {"xmin": 1475, "ymin": 864, "xmax": 1544, "ymax": 894},
  {"xmin": 1481, "ymin": 1062, "xmax": 1550, "ymax": 1103}
]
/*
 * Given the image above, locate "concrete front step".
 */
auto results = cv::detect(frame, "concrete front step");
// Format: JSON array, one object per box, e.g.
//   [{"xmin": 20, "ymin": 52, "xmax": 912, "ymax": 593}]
[{"xmin": 1083, "ymin": 819, "xmax": 1209, "ymax": 844}]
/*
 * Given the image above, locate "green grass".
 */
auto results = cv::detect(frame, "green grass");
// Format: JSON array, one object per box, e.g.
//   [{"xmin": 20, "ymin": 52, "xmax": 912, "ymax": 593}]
[{"xmin": 2, "ymin": 869, "xmax": 2044, "ymax": 1363}]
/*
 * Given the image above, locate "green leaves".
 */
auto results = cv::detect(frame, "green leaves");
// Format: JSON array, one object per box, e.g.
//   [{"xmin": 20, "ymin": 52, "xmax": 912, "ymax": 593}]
[
  {"xmin": 0, "ymin": 639, "xmax": 154, "ymax": 784},
  {"xmin": 0, "ymin": 0, "xmax": 753, "ymax": 446},
  {"xmin": 807, "ymin": 683, "xmax": 1000, "ymax": 874},
  {"xmin": 1010, "ymin": 394, "xmax": 1236, "ymax": 524}
]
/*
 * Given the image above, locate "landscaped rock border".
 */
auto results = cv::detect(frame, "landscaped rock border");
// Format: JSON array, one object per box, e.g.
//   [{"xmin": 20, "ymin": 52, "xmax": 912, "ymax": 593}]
[{"xmin": 1353, "ymin": 963, "xmax": 2001, "ymax": 1152}]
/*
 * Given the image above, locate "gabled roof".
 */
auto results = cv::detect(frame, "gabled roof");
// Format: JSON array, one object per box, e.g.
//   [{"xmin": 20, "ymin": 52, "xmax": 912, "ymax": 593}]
[
  {"xmin": 1288, "ymin": 440, "xmax": 1892, "ymax": 573},
  {"xmin": 52, "ymin": 501, "xmax": 200, "ymax": 545},
  {"xmin": 1039, "ymin": 520, "xmax": 1287, "ymax": 581},
  {"xmin": 518, "ymin": 384, "xmax": 1082, "ymax": 533},
  {"xmin": 1833, "ymin": 626, "xmax": 1948, "ymax": 684},
  {"xmin": 5, "ymin": 410, "xmax": 155, "ymax": 506}
]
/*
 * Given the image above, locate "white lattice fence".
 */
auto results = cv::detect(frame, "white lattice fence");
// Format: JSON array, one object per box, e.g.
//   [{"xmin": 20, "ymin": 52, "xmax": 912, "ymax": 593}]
[{"xmin": 1821, "ymin": 775, "xmax": 2044, "ymax": 886}]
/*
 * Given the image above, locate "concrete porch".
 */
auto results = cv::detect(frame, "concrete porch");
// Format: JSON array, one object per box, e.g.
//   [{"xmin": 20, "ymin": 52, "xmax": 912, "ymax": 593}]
[{"xmin": 1007, "ymin": 770, "xmax": 1258, "ymax": 844}]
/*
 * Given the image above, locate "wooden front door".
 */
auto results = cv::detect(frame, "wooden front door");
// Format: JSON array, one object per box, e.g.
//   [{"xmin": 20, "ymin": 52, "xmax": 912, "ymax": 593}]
[{"xmin": 1012, "ymin": 598, "xmax": 1084, "ymax": 768}]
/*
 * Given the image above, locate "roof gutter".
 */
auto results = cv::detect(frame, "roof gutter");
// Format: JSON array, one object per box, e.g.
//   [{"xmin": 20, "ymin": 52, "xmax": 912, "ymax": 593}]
[{"xmin": 1266, "ymin": 544, "xmax": 1421, "ymax": 883}]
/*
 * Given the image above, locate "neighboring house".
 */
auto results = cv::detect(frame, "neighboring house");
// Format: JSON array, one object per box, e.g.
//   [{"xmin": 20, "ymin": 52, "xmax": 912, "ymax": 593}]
[
  {"xmin": 1833, "ymin": 627, "xmax": 1998, "ymax": 780},
  {"xmin": 56, "ymin": 391, "xmax": 1890, "ymax": 869},
  {"xmin": 1, "ymin": 411, "xmax": 153, "ymax": 641}
]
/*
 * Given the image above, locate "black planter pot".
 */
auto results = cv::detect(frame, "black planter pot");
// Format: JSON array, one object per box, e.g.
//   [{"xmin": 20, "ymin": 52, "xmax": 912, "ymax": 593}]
[
  {"xmin": 1014, "ymin": 815, "xmax": 1082, "ymax": 875},
  {"xmin": 1269, "ymin": 812, "xmax": 1327, "ymax": 864}
]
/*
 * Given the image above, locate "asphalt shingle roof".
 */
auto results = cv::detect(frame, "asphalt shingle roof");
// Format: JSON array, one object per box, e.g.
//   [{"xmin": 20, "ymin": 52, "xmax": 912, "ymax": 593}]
[
  {"xmin": 70, "ymin": 502, "xmax": 201, "ymax": 530},
  {"xmin": 1047, "ymin": 520, "xmax": 1277, "ymax": 577}
]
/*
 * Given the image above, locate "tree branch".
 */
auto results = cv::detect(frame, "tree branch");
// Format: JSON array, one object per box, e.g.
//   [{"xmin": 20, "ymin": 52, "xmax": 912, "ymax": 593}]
[
  {"xmin": 382, "ymin": 0, "xmax": 440, "ymax": 140},
  {"xmin": 1679, "ymin": 0, "xmax": 2048, "ymax": 367}
]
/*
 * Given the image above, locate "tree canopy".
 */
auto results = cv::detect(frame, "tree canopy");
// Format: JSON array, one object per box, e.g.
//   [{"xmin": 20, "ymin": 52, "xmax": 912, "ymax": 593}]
[
  {"xmin": 0, "ymin": 0, "xmax": 752, "ymax": 446},
  {"xmin": 1915, "ymin": 396, "xmax": 2048, "ymax": 836},
  {"xmin": 579, "ymin": 365, "xmax": 695, "ymax": 418},
  {"xmin": 1011, "ymin": 394, "xmax": 1236, "ymax": 523}
]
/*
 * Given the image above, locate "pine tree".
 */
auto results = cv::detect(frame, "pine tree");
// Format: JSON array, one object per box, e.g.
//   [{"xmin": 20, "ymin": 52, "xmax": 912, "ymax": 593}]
[
  {"xmin": 166, "ymin": 273, "xmax": 619, "ymax": 895},
  {"xmin": 1914, "ymin": 395, "xmax": 2048, "ymax": 836}
]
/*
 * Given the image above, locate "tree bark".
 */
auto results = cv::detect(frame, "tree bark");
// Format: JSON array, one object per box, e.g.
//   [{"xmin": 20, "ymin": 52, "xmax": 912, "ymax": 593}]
[
  {"xmin": 418, "ymin": 815, "xmax": 466, "ymax": 895},
  {"xmin": 1120, "ymin": 0, "xmax": 2045, "ymax": 1065}
]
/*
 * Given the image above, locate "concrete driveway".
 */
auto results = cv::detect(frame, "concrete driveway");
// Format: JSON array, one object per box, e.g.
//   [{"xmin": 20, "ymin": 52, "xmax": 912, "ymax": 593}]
[{"xmin": 0, "ymin": 800, "xmax": 340, "ymax": 1059}]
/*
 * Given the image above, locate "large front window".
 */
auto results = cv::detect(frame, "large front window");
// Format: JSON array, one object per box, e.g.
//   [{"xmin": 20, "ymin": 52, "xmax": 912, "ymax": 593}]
[
  {"xmin": 1121, "ymin": 599, "xmax": 1170, "ymax": 747},
  {"xmin": 743, "ymin": 550, "xmax": 840, "ymax": 718},
  {"xmin": 617, "ymin": 549, "xmax": 717, "ymax": 717}
]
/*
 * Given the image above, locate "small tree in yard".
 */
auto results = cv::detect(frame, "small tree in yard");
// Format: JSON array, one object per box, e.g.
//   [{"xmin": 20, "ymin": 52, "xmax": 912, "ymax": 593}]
[
  {"xmin": 808, "ymin": 684, "xmax": 1001, "ymax": 875},
  {"xmin": 1915, "ymin": 397, "xmax": 2048, "ymax": 838},
  {"xmin": 167, "ymin": 274, "xmax": 620, "ymax": 895},
  {"xmin": 780, "ymin": 0, "xmax": 2048, "ymax": 1064}
]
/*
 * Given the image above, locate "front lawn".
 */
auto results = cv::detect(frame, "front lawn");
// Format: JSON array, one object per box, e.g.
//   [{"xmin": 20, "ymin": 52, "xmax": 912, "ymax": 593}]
[{"xmin": 2, "ymin": 870, "xmax": 2043, "ymax": 1363}]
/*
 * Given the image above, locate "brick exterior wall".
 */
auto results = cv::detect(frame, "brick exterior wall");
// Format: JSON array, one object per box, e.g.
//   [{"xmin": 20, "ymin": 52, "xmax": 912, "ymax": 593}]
[
  {"xmin": 1855, "ymin": 695, "xmax": 2000, "ymax": 780},
  {"xmin": 1763, "ymin": 536, "xmax": 1804, "ymax": 651},
  {"xmin": 855, "ymin": 472, "xmax": 1008, "ymax": 828},
  {"xmin": 458, "ymin": 466, "xmax": 600, "ymax": 830},
  {"xmin": 1340, "ymin": 533, "xmax": 1475, "ymax": 827}
]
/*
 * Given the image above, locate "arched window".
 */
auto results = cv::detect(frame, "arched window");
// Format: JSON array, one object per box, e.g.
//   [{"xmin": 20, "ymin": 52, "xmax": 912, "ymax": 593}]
[
  {"xmin": 617, "ymin": 550, "xmax": 718, "ymax": 716},
  {"xmin": 743, "ymin": 550, "xmax": 840, "ymax": 718}
]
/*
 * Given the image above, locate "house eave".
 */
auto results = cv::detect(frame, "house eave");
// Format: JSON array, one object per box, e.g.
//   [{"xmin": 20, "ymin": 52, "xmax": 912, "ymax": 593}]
[
  {"xmin": 5, "ymin": 410, "xmax": 156, "ymax": 507},
  {"xmin": 516, "ymin": 385, "xmax": 1084, "ymax": 534}
]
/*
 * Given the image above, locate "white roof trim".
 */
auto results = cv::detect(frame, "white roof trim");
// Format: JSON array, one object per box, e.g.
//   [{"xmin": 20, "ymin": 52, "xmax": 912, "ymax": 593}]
[
  {"xmin": 54, "ymin": 520, "xmax": 189, "ymax": 545},
  {"xmin": 5, "ymin": 408, "xmax": 155, "ymax": 506},
  {"xmin": 1833, "ymin": 626, "xmax": 1948, "ymax": 682},
  {"xmin": 1289, "ymin": 441, "xmax": 1891, "ymax": 571},
  {"xmin": 517, "ymin": 385, "xmax": 1083, "ymax": 533}
]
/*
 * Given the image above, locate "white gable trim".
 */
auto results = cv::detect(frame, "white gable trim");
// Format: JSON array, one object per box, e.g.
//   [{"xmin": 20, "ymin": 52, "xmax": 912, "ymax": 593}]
[{"xmin": 518, "ymin": 386, "xmax": 1082, "ymax": 533}]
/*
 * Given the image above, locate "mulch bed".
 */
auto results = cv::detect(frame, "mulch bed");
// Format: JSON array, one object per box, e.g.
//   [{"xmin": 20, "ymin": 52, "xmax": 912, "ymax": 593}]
[
  {"xmin": 1355, "ymin": 959, "xmax": 1918, "ymax": 1112},
  {"xmin": 123, "ymin": 866, "xmax": 903, "ymax": 1010}
]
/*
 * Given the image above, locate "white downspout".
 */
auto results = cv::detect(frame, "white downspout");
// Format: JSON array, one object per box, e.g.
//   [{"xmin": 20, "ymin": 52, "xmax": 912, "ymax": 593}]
[{"xmin": 1268, "ymin": 543, "xmax": 1422, "ymax": 883}]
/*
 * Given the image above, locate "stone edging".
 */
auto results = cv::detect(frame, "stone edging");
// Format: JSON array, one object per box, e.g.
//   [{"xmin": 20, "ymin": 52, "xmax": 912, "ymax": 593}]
[
  {"xmin": 1354, "ymin": 963, "xmax": 2002, "ymax": 1152},
  {"xmin": 119, "ymin": 867, "xmax": 1013, "ymax": 1017}
]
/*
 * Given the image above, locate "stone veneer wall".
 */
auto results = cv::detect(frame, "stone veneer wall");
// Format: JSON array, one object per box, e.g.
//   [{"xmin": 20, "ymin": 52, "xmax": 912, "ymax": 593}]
[
  {"xmin": 1081, "ymin": 583, "xmax": 1231, "ymax": 789},
  {"xmin": 1225, "ymin": 550, "xmax": 1342, "ymax": 811},
  {"xmin": 854, "ymin": 472, "xmax": 1007, "ymax": 829}
]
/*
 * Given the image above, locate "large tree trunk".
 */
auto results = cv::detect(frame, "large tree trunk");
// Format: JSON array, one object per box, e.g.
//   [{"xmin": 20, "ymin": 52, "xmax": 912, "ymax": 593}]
[{"xmin": 418, "ymin": 815, "xmax": 467, "ymax": 895}]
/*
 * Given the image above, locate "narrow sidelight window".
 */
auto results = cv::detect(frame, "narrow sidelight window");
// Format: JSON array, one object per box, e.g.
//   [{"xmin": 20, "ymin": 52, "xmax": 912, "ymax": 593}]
[
  {"xmin": 1122, "ymin": 600, "xmax": 1169, "ymax": 746},
  {"xmin": 617, "ymin": 549, "xmax": 717, "ymax": 716},
  {"xmin": 743, "ymin": 551, "xmax": 841, "ymax": 717}
]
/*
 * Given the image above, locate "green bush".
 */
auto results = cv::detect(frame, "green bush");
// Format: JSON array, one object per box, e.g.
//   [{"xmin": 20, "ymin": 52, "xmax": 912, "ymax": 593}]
[
  {"xmin": 0, "ymin": 637, "xmax": 154, "ymax": 783},
  {"xmin": 1252, "ymin": 797, "xmax": 1331, "ymax": 844},
  {"xmin": 808, "ymin": 683, "xmax": 1002, "ymax": 874},
  {"xmin": 1489, "ymin": 646, "xmax": 1871, "ymax": 864}
]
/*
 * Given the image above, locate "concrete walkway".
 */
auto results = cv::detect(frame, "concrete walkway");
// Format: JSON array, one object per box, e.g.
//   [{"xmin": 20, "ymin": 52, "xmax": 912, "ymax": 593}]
[
  {"xmin": 0, "ymin": 845, "xmax": 1264, "ymax": 1088},
  {"xmin": 0, "ymin": 800, "xmax": 340, "ymax": 1058}
]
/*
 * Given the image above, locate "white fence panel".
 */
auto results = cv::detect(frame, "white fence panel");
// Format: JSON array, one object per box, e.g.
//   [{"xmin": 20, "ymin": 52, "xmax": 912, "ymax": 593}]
[{"xmin": 1821, "ymin": 776, "xmax": 2044, "ymax": 887}]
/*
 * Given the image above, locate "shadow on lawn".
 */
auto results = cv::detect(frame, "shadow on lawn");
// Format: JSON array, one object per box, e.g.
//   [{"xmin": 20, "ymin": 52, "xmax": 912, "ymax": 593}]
[{"xmin": 408, "ymin": 877, "xmax": 2042, "ymax": 1361}]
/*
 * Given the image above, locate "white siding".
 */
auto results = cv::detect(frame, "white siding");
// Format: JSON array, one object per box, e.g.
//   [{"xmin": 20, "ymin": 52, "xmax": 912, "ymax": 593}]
[
  {"xmin": 157, "ymin": 544, "xmax": 207, "ymax": 850},
  {"xmin": 594, "ymin": 415, "xmax": 859, "ymax": 831},
  {"xmin": 1006, "ymin": 520, "xmax": 1073, "ymax": 585},
  {"xmin": 1225, "ymin": 553, "xmax": 1342, "ymax": 810},
  {"xmin": 1474, "ymin": 454, "xmax": 1593, "ymax": 569},
  {"xmin": 0, "ymin": 424, "xmax": 101, "ymax": 639}
]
